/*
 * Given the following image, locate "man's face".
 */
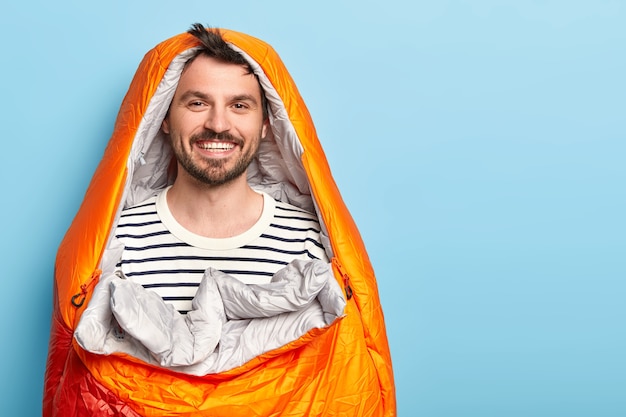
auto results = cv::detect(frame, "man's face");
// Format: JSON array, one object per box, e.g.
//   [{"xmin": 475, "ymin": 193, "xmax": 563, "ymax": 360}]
[{"xmin": 162, "ymin": 55, "xmax": 268, "ymax": 186}]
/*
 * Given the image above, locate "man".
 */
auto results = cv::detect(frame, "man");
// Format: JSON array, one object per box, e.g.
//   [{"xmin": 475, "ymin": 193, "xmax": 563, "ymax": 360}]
[
  {"xmin": 44, "ymin": 24, "xmax": 395, "ymax": 417},
  {"xmin": 114, "ymin": 24, "xmax": 328, "ymax": 315}
]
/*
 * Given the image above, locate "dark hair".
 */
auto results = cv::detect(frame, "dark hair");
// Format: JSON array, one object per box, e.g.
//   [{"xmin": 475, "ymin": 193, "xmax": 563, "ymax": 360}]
[{"xmin": 187, "ymin": 23, "xmax": 268, "ymax": 119}]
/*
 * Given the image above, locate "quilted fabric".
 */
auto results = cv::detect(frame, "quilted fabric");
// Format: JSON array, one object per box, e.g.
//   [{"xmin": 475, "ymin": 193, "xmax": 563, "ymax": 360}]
[{"xmin": 74, "ymin": 259, "xmax": 346, "ymax": 374}]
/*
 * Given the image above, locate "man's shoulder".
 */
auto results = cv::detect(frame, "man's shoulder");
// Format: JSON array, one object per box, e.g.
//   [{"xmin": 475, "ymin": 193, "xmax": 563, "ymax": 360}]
[
  {"xmin": 121, "ymin": 194, "xmax": 159, "ymax": 214},
  {"xmin": 273, "ymin": 199, "xmax": 319, "ymax": 221},
  {"xmin": 270, "ymin": 198, "xmax": 324, "ymax": 235}
]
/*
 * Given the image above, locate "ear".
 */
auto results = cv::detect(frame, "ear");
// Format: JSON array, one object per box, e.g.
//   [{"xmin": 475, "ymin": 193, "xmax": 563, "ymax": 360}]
[
  {"xmin": 261, "ymin": 119, "xmax": 269, "ymax": 138},
  {"xmin": 161, "ymin": 117, "xmax": 170, "ymax": 134}
]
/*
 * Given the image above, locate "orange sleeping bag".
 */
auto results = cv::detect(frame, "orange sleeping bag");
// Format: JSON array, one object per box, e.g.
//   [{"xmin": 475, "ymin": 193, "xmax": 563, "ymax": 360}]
[{"xmin": 43, "ymin": 28, "xmax": 396, "ymax": 416}]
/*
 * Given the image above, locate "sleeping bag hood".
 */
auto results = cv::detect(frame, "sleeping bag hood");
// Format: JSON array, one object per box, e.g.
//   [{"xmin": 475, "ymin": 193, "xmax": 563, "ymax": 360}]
[{"xmin": 43, "ymin": 28, "xmax": 396, "ymax": 417}]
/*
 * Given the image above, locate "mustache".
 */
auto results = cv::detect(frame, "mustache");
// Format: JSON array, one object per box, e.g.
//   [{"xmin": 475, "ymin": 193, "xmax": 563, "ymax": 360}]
[{"xmin": 190, "ymin": 130, "xmax": 244, "ymax": 145}]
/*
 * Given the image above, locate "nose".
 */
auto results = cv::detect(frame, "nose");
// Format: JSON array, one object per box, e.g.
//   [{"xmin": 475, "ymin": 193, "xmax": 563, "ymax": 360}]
[{"xmin": 204, "ymin": 107, "xmax": 231, "ymax": 133}]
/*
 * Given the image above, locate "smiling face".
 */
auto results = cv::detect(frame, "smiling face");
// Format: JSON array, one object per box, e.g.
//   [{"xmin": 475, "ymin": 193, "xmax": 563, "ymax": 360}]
[{"xmin": 162, "ymin": 55, "xmax": 268, "ymax": 187}]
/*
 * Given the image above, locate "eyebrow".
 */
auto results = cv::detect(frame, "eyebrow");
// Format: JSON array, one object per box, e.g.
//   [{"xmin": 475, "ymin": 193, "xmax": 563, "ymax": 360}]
[
  {"xmin": 179, "ymin": 90, "xmax": 210, "ymax": 102},
  {"xmin": 231, "ymin": 94, "xmax": 259, "ymax": 105}
]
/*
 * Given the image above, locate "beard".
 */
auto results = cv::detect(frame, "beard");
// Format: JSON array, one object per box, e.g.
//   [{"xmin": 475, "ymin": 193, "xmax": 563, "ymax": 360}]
[{"xmin": 173, "ymin": 129, "xmax": 261, "ymax": 186}]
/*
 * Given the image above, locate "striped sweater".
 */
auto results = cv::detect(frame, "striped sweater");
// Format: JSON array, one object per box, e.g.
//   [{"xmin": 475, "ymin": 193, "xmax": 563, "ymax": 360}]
[{"xmin": 115, "ymin": 187, "xmax": 328, "ymax": 314}]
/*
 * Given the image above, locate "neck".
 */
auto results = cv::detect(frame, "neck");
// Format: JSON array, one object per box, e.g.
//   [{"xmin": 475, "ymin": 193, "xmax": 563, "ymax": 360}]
[{"xmin": 166, "ymin": 173, "xmax": 263, "ymax": 238}]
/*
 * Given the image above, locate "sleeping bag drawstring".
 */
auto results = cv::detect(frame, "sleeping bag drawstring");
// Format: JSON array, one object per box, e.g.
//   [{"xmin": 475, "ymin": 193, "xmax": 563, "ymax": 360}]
[
  {"xmin": 71, "ymin": 287, "xmax": 87, "ymax": 307},
  {"xmin": 71, "ymin": 270, "xmax": 102, "ymax": 308},
  {"xmin": 332, "ymin": 258, "xmax": 353, "ymax": 300}
]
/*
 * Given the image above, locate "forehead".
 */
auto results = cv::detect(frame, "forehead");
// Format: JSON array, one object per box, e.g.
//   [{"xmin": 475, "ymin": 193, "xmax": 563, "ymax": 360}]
[{"xmin": 177, "ymin": 55, "xmax": 260, "ymax": 96}]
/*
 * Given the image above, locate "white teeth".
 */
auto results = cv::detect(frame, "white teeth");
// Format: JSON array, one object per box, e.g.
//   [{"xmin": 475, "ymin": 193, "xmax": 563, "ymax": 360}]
[{"xmin": 198, "ymin": 142, "xmax": 235, "ymax": 151}]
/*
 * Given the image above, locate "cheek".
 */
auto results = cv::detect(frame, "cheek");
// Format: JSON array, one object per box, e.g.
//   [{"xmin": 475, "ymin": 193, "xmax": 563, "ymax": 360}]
[{"xmin": 164, "ymin": 109, "xmax": 203, "ymax": 135}]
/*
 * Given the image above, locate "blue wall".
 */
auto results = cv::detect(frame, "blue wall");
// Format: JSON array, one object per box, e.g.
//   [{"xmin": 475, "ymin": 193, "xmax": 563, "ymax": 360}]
[{"xmin": 1, "ymin": 1, "xmax": 624, "ymax": 416}]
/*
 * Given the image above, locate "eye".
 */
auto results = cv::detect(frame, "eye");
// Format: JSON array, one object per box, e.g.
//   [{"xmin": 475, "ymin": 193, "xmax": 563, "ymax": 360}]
[
  {"xmin": 231, "ymin": 102, "xmax": 252, "ymax": 113},
  {"xmin": 186, "ymin": 100, "xmax": 207, "ymax": 111}
]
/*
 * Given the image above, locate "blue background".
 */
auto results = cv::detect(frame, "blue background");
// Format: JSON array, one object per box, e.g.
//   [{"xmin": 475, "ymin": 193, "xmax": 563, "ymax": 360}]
[{"xmin": 1, "ymin": 1, "xmax": 624, "ymax": 416}]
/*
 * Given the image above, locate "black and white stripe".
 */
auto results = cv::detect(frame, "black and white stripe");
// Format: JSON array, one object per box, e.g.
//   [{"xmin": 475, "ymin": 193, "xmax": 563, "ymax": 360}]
[{"xmin": 114, "ymin": 192, "xmax": 328, "ymax": 314}]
